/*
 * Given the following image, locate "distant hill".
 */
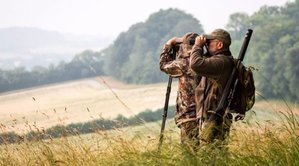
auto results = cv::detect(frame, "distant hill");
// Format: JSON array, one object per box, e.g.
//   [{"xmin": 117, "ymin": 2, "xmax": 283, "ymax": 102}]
[
  {"xmin": 0, "ymin": 9, "xmax": 204, "ymax": 93},
  {"xmin": 0, "ymin": 27, "xmax": 113, "ymax": 69}
]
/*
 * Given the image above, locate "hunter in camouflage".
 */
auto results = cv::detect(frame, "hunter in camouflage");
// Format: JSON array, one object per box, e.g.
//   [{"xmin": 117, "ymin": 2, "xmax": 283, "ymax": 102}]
[{"xmin": 160, "ymin": 33, "xmax": 200, "ymax": 150}]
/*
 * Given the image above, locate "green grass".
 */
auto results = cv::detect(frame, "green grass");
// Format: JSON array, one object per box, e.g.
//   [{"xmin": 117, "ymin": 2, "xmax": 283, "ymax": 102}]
[{"xmin": 1, "ymin": 101, "xmax": 299, "ymax": 165}]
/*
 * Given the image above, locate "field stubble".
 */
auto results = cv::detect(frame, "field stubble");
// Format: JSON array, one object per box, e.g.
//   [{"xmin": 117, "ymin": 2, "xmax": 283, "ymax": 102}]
[
  {"xmin": 0, "ymin": 76, "xmax": 178, "ymax": 134},
  {"xmin": 0, "ymin": 77, "xmax": 299, "ymax": 165}
]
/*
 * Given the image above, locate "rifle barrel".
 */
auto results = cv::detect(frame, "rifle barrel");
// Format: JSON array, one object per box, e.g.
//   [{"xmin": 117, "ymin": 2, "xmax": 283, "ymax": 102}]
[
  {"xmin": 210, "ymin": 29, "xmax": 253, "ymax": 121},
  {"xmin": 238, "ymin": 29, "xmax": 253, "ymax": 61}
]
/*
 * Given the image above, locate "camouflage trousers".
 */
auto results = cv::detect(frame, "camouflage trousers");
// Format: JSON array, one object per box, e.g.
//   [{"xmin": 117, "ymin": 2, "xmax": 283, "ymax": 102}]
[{"xmin": 180, "ymin": 120, "xmax": 199, "ymax": 152}]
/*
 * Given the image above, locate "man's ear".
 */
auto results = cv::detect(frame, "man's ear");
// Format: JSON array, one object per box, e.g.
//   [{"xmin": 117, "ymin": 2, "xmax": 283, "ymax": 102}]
[{"xmin": 216, "ymin": 41, "xmax": 223, "ymax": 49}]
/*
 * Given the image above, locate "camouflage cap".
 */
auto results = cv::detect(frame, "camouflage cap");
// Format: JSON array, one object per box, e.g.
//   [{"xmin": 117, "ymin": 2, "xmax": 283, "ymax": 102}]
[
  {"xmin": 181, "ymin": 32, "xmax": 199, "ymax": 45},
  {"xmin": 204, "ymin": 29, "xmax": 231, "ymax": 46}
]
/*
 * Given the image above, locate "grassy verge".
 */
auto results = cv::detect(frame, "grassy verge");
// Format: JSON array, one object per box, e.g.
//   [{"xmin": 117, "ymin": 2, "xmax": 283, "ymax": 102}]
[{"xmin": 0, "ymin": 101, "xmax": 299, "ymax": 165}]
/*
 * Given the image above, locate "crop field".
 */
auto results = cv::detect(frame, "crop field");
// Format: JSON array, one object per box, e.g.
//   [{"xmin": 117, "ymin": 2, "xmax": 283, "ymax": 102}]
[
  {"xmin": 0, "ymin": 76, "xmax": 178, "ymax": 134},
  {"xmin": 0, "ymin": 77, "xmax": 298, "ymax": 165}
]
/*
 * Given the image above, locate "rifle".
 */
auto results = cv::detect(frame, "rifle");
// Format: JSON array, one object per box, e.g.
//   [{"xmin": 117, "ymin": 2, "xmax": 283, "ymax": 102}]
[
  {"xmin": 201, "ymin": 29, "xmax": 253, "ymax": 142},
  {"xmin": 157, "ymin": 44, "xmax": 179, "ymax": 152},
  {"xmin": 208, "ymin": 29, "xmax": 253, "ymax": 122}
]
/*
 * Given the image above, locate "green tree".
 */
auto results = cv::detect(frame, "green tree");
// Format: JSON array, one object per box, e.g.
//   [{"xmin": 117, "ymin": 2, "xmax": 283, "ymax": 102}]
[
  {"xmin": 226, "ymin": 13, "xmax": 250, "ymax": 40},
  {"xmin": 103, "ymin": 8, "xmax": 204, "ymax": 84},
  {"xmin": 285, "ymin": 43, "xmax": 299, "ymax": 100},
  {"xmin": 226, "ymin": 1, "xmax": 299, "ymax": 101}
]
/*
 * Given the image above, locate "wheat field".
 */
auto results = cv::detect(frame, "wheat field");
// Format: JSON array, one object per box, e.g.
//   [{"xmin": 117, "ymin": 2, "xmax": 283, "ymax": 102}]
[
  {"xmin": 0, "ymin": 77, "xmax": 299, "ymax": 165},
  {"xmin": 0, "ymin": 76, "xmax": 178, "ymax": 134}
]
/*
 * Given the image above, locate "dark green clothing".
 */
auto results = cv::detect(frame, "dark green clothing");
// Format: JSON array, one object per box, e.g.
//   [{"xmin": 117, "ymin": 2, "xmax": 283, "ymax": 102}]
[{"xmin": 190, "ymin": 45, "xmax": 234, "ymax": 143}]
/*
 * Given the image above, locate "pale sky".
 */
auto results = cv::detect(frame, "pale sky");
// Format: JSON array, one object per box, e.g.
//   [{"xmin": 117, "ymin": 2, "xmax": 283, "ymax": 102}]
[{"xmin": 0, "ymin": 0, "xmax": 293, "ymax": 37}]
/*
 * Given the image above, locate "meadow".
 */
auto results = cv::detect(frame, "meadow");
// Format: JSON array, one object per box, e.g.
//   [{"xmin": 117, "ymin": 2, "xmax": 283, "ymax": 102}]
[
  {"xmin": 0, "ymin": 77, "xmax": 298, "ymax": 165},
  {"xmin": 0, "ymin": 76, "xmax": 177, "ymax": 134}
]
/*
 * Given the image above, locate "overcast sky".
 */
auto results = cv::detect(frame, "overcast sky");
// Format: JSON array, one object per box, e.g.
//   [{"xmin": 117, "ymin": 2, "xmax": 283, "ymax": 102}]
[{"xmin": 0, "ymin": 0, "xmax": 293, "ymax": 37}]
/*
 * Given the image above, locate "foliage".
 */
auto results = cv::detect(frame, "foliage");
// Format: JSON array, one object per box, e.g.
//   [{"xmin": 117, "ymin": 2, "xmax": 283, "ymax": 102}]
[
  {"xmin": 103, "ymin": 8, "xmax": 204, "ymax": 84},
  {"xmin": 0, "ymin": 8, "xmax": 203, "ymax": 92},
  {"xmin": 1, "ymin": 1, "xmax": 299, "ymax": 101},
  {"xmin": 0, "ymin": 106, "xmax": 175, "ymax": 144},
  {"xmin": 0, "ymin": 132, "xmax": 22, "ymax": 144},
  {"xmin": 87, "ymin": 1, "xmax": 299, "ymax": 100},
  {"xmin": 226, "ymin": 1, "xmax": 299, "ymax": 101},
  {"xmin": 0, "ymin": 50, "xmax": 105, "ymax": 92}
]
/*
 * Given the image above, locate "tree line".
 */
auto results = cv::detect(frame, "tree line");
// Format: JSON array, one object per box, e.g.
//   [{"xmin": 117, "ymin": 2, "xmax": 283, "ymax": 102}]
[
  {"xmin": 0, "ymin": 106, "xmax": 175, "ymax": 144},
  {"xmin": 226, "ymin": 0, "xmax": 299, "ymax": 101},
  {"xmin": 0, "ymin": 8, "xmax": 203, "ymax": 92},
  {"xmin": 0, "ymin": 50, "xmax": 105, "ymax": 92},
  {"xmin": 1, "ymin": 1, "xmax": 299, "ymax": 102}
]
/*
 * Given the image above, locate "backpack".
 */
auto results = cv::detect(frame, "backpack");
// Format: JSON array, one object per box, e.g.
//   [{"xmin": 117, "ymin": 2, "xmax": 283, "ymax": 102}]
[{"xmin": 228, "ymin": 60, "xmax": 255, "ymax": 115}]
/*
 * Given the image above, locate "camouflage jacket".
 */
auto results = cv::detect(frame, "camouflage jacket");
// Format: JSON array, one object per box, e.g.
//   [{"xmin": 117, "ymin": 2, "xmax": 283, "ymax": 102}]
[{"xmin": 160, "ymin": 43, "xmax": 199, "ymax": 126}]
